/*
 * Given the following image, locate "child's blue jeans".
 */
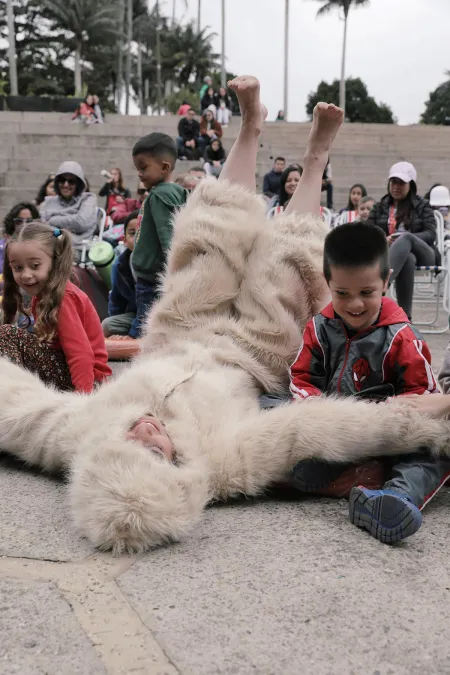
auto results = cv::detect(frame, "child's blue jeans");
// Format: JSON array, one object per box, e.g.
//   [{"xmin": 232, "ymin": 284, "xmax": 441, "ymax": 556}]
[{"xmin": 134, "ymin": 278, "xmax": 158, "ymax": 338}]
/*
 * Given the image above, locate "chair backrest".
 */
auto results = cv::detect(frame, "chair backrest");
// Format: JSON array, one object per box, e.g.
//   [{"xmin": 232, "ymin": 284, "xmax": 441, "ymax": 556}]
[
  {"xmin": 97, "ymin": 207, "xmax": 107, "ymax": 241},
  {"xmin": 434, "ymin": 210, "xmax": 445, "ymax": 258},
  {"xmin": 321, "ymin": 207, "xmax": 332, "ymax": 227}
]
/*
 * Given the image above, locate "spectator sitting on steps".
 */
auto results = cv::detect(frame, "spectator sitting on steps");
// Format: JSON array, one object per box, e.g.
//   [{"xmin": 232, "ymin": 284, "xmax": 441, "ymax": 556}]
[
  {"xmin": 110, "ymin": 181, "xmax": 149, "ymax": 225},
  {"xmin": 40, "ymin": 161, "xmax": 98, "ymax": 262},
  {"xmin": 263, "ymin": 157, "xmax": 286, "ymax": 197},
  {"xmin": 321, "ymin": 159, "xmax": 333, "ymax": 210},
  {"xmin": 204, "ymin": 139, "xmax": 226, "ymax": 177},
  {"xmin": 177, "ymin": 108, "xmax": 202, "ymax": 160},
  {"xmin": 199, "ymin": 109, "xmax": 223, "ymax": 149},
  {"xmin": 99, "ymin": 168, "xmax": 132, "ymax": 215},
  {"xmin": 200, "ymin": 86, "xmax": 217, "ymax": 117},
  {"xmin": 35, "ymin": 175, "xmax": 55, "ymax": 208},
  {"xmin": 216, "ymin": 87, "xmax": 232, "ymax": 126},
  {"xmin": 267, "ymin": 164, "xmax": 303, "ymax": 215},
  {"xmin": 72, "ymin": 94, "xmax": 97, "ymax": 125}
]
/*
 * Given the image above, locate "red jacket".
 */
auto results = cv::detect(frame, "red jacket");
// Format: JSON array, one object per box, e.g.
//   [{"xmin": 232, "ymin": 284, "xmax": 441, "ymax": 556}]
[
  {"xmin": 110, "ymin": 198, "xmax": 143, "ymax": 224},
  {"xmin": 32, "ymin": 281, "xmax": 112, "ymax": 393},
  {"xmin": 289, "ymin": 297, "xmax": 436, "ymax": 400}
]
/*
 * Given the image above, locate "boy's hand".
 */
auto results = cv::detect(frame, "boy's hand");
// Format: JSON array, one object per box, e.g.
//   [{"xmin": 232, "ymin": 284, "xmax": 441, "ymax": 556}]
[{"xmin": 391, "ymin": 394, "xmax": 450, "ymax": 419}]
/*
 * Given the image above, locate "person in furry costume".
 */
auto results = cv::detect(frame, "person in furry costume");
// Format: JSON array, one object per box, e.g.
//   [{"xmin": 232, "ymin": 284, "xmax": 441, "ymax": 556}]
[{"xmin": 1, "ymin": 76, "xmax": 450, "ymax": 555}]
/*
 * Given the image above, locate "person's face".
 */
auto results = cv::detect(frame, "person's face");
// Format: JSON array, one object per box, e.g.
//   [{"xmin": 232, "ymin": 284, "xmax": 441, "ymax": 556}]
[
  {"xmin": 8, "ymin": 241, "xmax": 53, "ymax": 296},
  {"xmin": 219, "ymin": 87, "xmax": 226, "ymax": 96},
  {"xmin": 57, "ymin": 174, "xmax": 78, "ymax": 200},
  {"xmin": 13, "ymin": 208, "xmax": 34, "ymax": 228},
  {"xmin": 46, "ymin": 180, "xmax": 55, "ymax": 196},
  {"xmin": 211, "ymin": 140, "xmax": 220, "ymax": 152},
  {"xmin": 124, "ymin": 218, "xmax": 137, "ymax": 252},
  {"xmin": 187, "ymin": 109, "xmax": 195, "ymax": 121},
  {"xmin": 358, "ymin": 200, "xmax": 375, "ymax": 222},
  {"xmin": 389, "ymin": 178, "xmax": 410, "ymax": 201},
  {"xmin": 136, "ymin": 181, "xmax": 149, "ymax": 202},
  {"xmin": 328, "ymin": 263, "xmax": 389, "ymax": 331},
  {"xmin": 127, "ymin": 415, "xmax": 174, "ymax": 462},
  {"xmin": 86, "ymin": 95, "xmax": 94, "ymax": 106},
  {"xmin": 207, "ymin": 87, "xmax": 214, "ymax": 96},
  {"xmin": 133, "ymin": 153, "xmax": 169, "ymax": 189},
  {"xmin": 350, "ymin": 186, "xmax": 363, "ymax": 207},
  {"xmin": 274, "ymin": 159, "xmax": 285, "ymax": 173},
  {"xmin": 285, "ymin": 170, "xmax": 301, "ymax": 196},
  {"xmin": 93, "ymin": 95, "xmax": 99, "ymax": 104},
  {"xmin": 206, "ymin": 111, "xmax": 213, "ymax": 122},
  {"xmin": 111, "ymin": 168, "xmax": 120, "ymax": 184}
]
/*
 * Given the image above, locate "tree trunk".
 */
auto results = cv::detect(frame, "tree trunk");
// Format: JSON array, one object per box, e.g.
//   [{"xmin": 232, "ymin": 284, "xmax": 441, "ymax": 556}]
[
  {"xmin": 220, "ymin": 0, "xmax": 226, "ymax": 88},
  {"xmin": 125, "ymin": 0, "xmax": 133, "ymax": 114},
  {"xmin": 74, "ymin": 42, "xmax": 82, "ymax": 96},
  {"xmin": 155, "ymin": 0, "xmax": 162, "ymax": 114},
  {"xmin": 172, "ymin": 0, "xmax": 176, "ymax": 26},
  {"xmin": 116, "ymin": 0, "xmax": 125, "ymax": 110},
  {"xmin": 283, "ymin": 0, "xmax": 289, "ymax": 121},
  {"xmin": 197, "ymin": 0, "xmax": 201, "ymax": 31},
  {"xmin": 6, "ymin": 0, "xmax": 18, "ymax": 95},
  {"xmin": 339, "ymin": 11, "xmax": 348, "ymax": 118},
  {"xmin": 137, "ymin": 38, "xmax": 144, "ymax": 114}
]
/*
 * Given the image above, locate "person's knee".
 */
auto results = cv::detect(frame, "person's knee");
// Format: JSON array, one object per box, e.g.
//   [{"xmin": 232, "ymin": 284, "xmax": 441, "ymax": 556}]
[{"xmin": 102, "ymin": 317, "xmax": 112, "ymax": 338}]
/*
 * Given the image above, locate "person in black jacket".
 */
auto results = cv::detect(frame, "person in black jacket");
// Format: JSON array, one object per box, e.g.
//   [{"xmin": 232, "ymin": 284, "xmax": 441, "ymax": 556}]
[
  {"xmin": 263, "ymin": 157, "xmax": 286, "ymax": 197},
  {"xmin": 367, "ymin": 162, "xmax": 436, "ymax": 320},
  {"xmin": 200, "ymin": 86, "xmax": 217, "ymax": 115},
  {"xmin": 204, "ymin": 139, "xmax": 226, "ymax": 176},
  {"xmin": 176, "ymin": 108, "xmax": 202, "ymax": 159},
  {"xmin": 102, "ymin": 210, "xmax": 138, "ymax": 338}
]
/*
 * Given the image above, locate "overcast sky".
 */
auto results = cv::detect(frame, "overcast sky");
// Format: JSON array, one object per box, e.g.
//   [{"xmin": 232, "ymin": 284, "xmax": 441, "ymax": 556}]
[{"xmin": 169, "ymin": 0, "xmax": 450, "ymax": 125}]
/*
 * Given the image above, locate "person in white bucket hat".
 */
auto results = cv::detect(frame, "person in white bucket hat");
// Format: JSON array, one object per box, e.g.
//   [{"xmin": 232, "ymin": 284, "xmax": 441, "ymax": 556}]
[{"xmin": 367, "ymin": 161, "xmax": 437, "ymax": 320}]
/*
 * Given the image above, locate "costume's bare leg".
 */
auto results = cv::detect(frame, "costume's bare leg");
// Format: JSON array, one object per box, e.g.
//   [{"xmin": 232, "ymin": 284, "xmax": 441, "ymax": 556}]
[
  {"xmin": 219, "ymin": 76, "xmax": 267, "ymax": 192},
  {"xmin": 285, "ymin": 103, "xmax": 343, "ymax": 217},
  {"xmin": 142, "ymin": 76, "xmax": 268, "ymax": 352},
  {"xmin": 213, "ymin": 398, "xmax": 450, "ymax": 499}
]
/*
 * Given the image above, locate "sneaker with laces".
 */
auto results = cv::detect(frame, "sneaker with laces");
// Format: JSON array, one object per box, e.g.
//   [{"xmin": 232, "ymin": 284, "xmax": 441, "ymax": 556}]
[{"xmin": 349, "ymin": 486, "xmax": 422, "ymax": 543}]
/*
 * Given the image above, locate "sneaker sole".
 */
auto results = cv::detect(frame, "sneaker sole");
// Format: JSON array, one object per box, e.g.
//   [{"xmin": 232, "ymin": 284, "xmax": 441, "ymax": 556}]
[{"xmin": 349, "ymin": 488, "xmax": 422, "ymax": 544}]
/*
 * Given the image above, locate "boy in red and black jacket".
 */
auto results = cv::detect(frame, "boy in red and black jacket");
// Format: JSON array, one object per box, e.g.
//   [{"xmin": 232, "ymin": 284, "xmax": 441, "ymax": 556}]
[{"xmin": 289, "ymin": 222, "xmax": 450, "ymax": 544}]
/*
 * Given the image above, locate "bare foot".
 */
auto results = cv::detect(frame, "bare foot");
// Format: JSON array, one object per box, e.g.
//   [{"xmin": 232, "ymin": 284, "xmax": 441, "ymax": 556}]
[
  {"xmin": 228, "ymin": 75, "xmax": 268, "ymax": 134},
  {"xmin": 304, "ymin": 102, "xmax": 344, "ymax": 167}
]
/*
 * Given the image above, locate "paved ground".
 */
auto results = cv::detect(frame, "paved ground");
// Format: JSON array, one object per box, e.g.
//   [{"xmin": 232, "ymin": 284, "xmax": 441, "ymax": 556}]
[{"xmin": 1, "ymin": 303, "xmax": 450, "ymax": 675}]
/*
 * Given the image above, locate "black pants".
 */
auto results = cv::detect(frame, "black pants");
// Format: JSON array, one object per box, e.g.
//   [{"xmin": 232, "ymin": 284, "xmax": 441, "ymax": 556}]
[
  {"xmin": 135, "ymin": 277, "xmax": 158, "ymax": 338},
  {"xmin": 389, "ymin": 232, "xmax": 435, "ymax": 320},
  {"xmin": 259, "ymin": 393, "xmax": 450, "ymax": 509},
  {"xmin": 321, "ymin": 181, "xmax": 333, "ymax": 209}
]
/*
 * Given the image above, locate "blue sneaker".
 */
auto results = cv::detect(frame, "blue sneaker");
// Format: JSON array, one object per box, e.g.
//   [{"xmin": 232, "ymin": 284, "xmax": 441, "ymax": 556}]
[{"xmin": 349, "ymin": 487, "xmax": 422, "ymax": 544}]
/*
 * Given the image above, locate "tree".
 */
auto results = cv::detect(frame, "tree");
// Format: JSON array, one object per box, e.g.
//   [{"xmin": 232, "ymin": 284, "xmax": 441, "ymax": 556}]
[
  {"xmin": 314, "ymin": 0, "xmax": 370, "ymax": 118},
  {"xmin": 40, "ymin": 0, "xmax": 119, "ymax": 95},
  {"xmin": 421, "ymin": 75, "xmax": 450, "ymax": 125},
  {"xmin": 307, "ymin": 78, "xmax": 395, "ymax": 124}
]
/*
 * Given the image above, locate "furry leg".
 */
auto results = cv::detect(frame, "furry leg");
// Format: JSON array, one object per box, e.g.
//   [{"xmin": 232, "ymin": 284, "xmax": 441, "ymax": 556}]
[
  {"xmin": 142, "ymin": 177, "xmax": 266, "ymax": 351},
  {"xmin": 213, "ymin": 397, "xmax": 450, "ymax": 499}
]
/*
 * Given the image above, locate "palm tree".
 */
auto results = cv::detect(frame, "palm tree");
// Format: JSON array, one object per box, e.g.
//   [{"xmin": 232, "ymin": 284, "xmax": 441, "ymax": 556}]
[
  {"xmin": 42, "ymin": 0, "xmax": 118, "ymax": 95},
  {"xmin": 314, "ymin": 0, "xmax": 370, "ymax": 118}
]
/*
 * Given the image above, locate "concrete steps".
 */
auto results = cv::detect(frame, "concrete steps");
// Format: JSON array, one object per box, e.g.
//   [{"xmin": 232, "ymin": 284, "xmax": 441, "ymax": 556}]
[{"xmin": 1, "ymin": 111, "xmax": 450, "ymax": 224}]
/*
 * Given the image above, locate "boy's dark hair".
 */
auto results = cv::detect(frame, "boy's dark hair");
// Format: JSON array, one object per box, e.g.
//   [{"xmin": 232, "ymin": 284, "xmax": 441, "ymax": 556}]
[
  {"xmin": 188, "ymin": 108, "xmax": 196, "ymax": 113},
  {"xmin": 124, "ymin": 209, "xmax": 140, "ymax": 235},
  {"xmin": 189, "ymin": 165, "xmax": 206, "ymax": 174},
  {"xmin": 132, "ymin": 133, "xmax": 177, "ymax": 170},
  {"xmin": 275, "ymin": 156, "xmax": 285, "ymax": 163},
  {"xmin": 3, "ymin": 202, "xmax": 40, "ymax": 237},
  {"xmin": 323, "ymin": 223, "xmax": 389, "ymax": 283}
]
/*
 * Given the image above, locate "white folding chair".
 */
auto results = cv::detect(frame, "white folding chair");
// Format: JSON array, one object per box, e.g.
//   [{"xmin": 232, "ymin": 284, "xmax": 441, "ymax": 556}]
[{"xmin": 321, "ymin": 207, "xmax": 332, "ymax": 227}]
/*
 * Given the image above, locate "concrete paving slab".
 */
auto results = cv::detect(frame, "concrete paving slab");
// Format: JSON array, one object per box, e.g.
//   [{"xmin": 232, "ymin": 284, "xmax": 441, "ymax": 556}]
[
  {"xmin": 0, "ymin": 456, "xmax": 92, "ymax": 561},
  {"xmin": 118, "ymin": 496, "xmax": 450, "ymax": 675},
  {"xmin": 0, "ymin": 577, "xmax": 106, "ymax": 675}
]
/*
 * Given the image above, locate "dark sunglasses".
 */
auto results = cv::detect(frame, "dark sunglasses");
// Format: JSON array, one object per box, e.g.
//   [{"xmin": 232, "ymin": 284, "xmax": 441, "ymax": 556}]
[
  {"xmin": 137, "ymin": 188, "xmax": 148, "ymax": 196},
  {"xmin": 13, "ymin": 217, "xmax": 34, "ymax": 225},
  {"xmin": 57, "ymin": 176, "xmax": 77, "ymax": 186}
]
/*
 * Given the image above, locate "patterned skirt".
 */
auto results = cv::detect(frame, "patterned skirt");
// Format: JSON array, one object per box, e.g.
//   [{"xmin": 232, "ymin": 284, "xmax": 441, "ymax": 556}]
[{"xmin": 0, "ymin": 325, "xmax": 74, "ymax": 392}]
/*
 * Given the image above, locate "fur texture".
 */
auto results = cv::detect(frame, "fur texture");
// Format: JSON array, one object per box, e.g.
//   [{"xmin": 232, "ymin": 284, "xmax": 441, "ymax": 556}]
[{"xmin": 0, "ymin": 178, "xmax": 449, "ymax": 554}]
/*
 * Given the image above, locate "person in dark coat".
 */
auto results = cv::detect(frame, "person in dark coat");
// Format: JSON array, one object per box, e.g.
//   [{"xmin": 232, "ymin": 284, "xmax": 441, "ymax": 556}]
[
  {"xmin": 263, "ymin": 157, "xmax": 286, "ymax": 197},
  {"xmin": 367, "ymin": 161, "xmax": 437, "ymax": 320},
  {"xmin": 177, "ymin": 108, "xmax": 202, "ymax": 159}
]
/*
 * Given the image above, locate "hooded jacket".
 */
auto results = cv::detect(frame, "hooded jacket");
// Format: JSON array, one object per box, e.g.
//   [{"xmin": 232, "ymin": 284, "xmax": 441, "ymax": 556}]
[
  {"xmin": 41, "ymin": 161, "xmax": 98, "ymax": 251},
  {"xmin": 290, "ymin": 297, "xmax": 436, "ymax": 399}
]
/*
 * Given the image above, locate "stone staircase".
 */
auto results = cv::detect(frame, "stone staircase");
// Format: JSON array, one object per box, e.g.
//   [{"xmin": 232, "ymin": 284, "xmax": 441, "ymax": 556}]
[{"xmin": 1, "ymin": 111, "xmax": 450, "ymax": 224}]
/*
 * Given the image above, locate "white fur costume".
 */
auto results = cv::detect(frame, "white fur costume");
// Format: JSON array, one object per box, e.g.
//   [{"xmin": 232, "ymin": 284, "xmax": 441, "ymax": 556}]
[{"xmin": 1, "ymin": 179, "xmax": 449, "ymax": 554}]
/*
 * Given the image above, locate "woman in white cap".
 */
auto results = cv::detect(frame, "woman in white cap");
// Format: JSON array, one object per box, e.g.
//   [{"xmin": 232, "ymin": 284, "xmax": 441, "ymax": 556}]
[{"xmin": 367, "ymin": 161, "xmax": 436, "ymax": 320}]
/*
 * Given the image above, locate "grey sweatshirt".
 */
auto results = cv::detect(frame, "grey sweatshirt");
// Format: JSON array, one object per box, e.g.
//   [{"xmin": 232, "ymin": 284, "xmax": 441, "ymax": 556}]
[{"xmin": 40, "ymin": 161, "xmax": 98, "ymax": 251}]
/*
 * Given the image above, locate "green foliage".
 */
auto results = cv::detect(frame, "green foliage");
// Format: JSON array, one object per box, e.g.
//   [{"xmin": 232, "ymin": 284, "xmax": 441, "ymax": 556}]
[
  {"xmin": 421, "ymin": 78, "xmax": 450, "ymax": 125},
  {"xmin": 165, "ymin": 87, "xmax": 199, "ymax": 115},
  {"xmin": 0, "ymin": 1, "xmax": 221, "ymax": 111},
  {"xmin": 314, "ymin": 0, "xmax": 370, "ymax": 19},
  {"xmin": 306, "ymin": 78, "xmax": 395, "ymax": 123}
]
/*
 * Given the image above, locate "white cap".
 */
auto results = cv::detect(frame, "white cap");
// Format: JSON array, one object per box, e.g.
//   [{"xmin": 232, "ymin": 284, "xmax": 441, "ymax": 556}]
[
  {"xmin": 388, "ymin": 161, "xmax": 417, "ymax": 184},
  {"xmin": 430, "ymin": 185, "xmax": 450, "ymax": 207}
]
